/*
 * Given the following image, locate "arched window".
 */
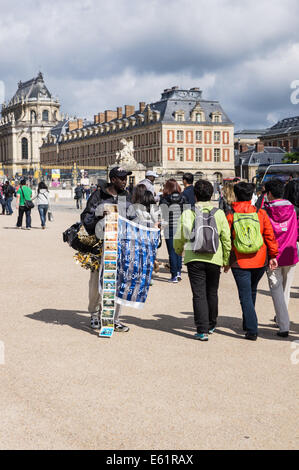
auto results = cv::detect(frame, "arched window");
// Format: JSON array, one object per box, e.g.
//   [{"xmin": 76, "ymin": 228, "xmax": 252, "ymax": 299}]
[
  {"xmin": 22, "ymin": 138, "xmax": 28, "ymax": 160},
  {"xmin": 42, "ymin": 110, "xmax": 49, "ymax": 122}
]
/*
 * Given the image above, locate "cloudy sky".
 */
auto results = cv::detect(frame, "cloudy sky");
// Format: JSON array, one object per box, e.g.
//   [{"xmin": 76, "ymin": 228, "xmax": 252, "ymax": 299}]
[{"xmin": 1, "ymin": 0, "xmax": 299, "ymax": 130}]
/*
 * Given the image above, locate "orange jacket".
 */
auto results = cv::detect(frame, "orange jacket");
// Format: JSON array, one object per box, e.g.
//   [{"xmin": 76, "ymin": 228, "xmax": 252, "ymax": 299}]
[{"xmin": 227, "ymin": 201, "xmax": 279, "ymax": 269}]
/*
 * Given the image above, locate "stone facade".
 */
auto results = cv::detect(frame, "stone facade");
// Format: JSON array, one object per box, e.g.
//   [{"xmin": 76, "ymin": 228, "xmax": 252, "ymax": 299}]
[
  {"xmin": 0, "ymin": 73, "xmax": 61, "ymax": 177},
  {"xmin": 41, "ymin": 86, "xmax": 235, "ymax": 183}
]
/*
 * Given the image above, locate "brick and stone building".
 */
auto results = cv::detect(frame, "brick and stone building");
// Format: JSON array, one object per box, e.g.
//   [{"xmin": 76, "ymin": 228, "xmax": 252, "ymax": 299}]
[
  {"xmin": 260, "ymin": 116, "xmax": 299, "ymax": 152},
  {"xmin": 0, "ymin": 73, "xmax": 61, "ymax": 177},
  {"xmin": 40, "ymin": 86, "xmax": 235, "ymax": 183}
]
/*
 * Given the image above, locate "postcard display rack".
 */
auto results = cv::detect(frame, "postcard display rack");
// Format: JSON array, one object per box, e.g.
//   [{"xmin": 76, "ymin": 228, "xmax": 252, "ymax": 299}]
[{"xmin": 99, "ymin": 204, "xmax": 119, "ymax": 338}]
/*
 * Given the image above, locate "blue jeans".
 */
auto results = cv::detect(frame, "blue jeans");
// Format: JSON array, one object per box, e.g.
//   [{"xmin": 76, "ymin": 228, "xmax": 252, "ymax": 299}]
[
  {"xmin": 38, "ymin": 204, "xmax": 48, "ymax": 227},
  {"xmin": 165, "ymin": 237, "xmax": 182, "ymax": 277},
  {"xmin": 232, "ymin": 267, "xmax": 266, "ymax": 336},
  {"xmin": 5, "ymin": 197, "xmax": 13, "ymax": 214}
]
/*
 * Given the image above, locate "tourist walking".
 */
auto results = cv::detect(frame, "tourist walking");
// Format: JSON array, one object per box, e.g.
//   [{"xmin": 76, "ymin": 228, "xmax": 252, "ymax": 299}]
[
  {"xmin": 138, "ymin": 171, "xmax": 159, "ymax": 200},
  {"xmin": 182, "ymin": 173, "xmax": 195, "ymax": 206},
  {"xmin": 81, "ymin": 167, "xmax": 136, "ymax": 332},
  {"xmin": 74, "ymin": 184, "xmax": 84, "ymax": 209},
  {"xmin": 174, "ymin": 180, "xmax": 231, "ymax": 341},
  {"xmin": 264, "ymin": 179, "xmax": 299, "ymax": 337},
  {"xmin": 160, "ymin": 179, "xmax": 187, "ymax": 283},
  {"xmin": 34, "ymin": 181, "xmax": 51, "ymax": 229},
  {"xmin": 132, "ymin": 184, "xmax": 160, "ymax": 227},
  {"xmin": 16, "ymin": 179, "xmax": 33, "ymax": 230},
  {"xmin": 218, "ymin": 181, "xmax": 236, "ymax": 215},
  {"xmin": 225, "ymin": 182, "xmax": 279, "ymax": 341},
  {"xmin": 3, "ymin": 180, "xmax": 15, "ymax": 215}
]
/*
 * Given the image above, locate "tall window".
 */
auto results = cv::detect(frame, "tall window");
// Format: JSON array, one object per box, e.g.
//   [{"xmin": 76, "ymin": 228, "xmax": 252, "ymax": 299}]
[
  {"xmin": 196, "ymin": 131, "xmax": 202, "ymax": 141},
  {"xmin": 196, "ymin": 148, "xmax": 202, "ymax": 162},
  {"xmin": 22, "ymin": 138, "xmax": 28, "ymax": 160},
  {"xmin": 214, "ymin": 148, "xmax": 221, "ymax": 162},
  {"xmin": 177, "ymin": 130, "xmax": 184, "ymax": 141},
  {"xmin": 177, "ymin": 148, "xmax": 184, "ymax": 162},
  {"xmin": 42, "ymin": 110, "xmax": 49, "ymax": 122},
  {"xmin": 214, "ymin": 115, "xmax": 220, "ymax": 123},
  {"xmin": 214, "ymin": 131, "xmax": 221, "ymax": 142},
  {"xmin": 31, "ymin": 110, "xmax": 36, "ymax": 122},
  {"xmin": 196, "ymin": 113, "xmax": 201, "ymax": 122}
]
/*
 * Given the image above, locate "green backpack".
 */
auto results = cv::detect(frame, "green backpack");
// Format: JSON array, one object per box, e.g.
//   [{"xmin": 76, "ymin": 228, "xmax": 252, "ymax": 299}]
[{"xmin": 232, "ymin": 209, "xmax": 263, "ymax": 254}]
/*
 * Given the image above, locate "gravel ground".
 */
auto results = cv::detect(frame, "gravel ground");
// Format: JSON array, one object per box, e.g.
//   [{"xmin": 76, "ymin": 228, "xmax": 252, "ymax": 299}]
[{"xmin": 0, "ymin": 200, "xmax": 298, "ymax": 450}]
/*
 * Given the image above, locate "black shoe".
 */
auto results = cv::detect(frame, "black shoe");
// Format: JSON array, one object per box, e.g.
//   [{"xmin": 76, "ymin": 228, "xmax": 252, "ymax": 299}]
[
  {"xmin": 114, "ymin": 322, "xmax": 130, "ymax": 332},
  {"xmin": 245, "ymin": 333, "xmax": 258, "ymax": 341},
  {"xmin": 277, "ymin": 331, "xmax": 289, "ymax": 338}
]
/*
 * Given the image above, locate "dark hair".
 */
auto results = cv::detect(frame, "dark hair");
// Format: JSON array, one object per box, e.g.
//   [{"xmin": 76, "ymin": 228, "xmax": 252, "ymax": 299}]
[
  {"xmin": 20, "ymin": 179, "xmax": 27, "ymax": 186},
  {"xmin": 183, "ymin": 173, "xmax": 194, "ymax": 185},
  {"xmin": 234, "ymin": 182, "xmax": 255, "ymax": 201},
  {"xmin": 265, "ymin": 179, "xmax": 284, "ymax": 199},
  {"xmin": 143, "ymin": 190, "xmax": 155, "ymax": 212},
  {"xmin": 163, "ymin": 179, "xmax": 181, "ymax": 196},
  {"xmin": 38, "ymin": 181, "xmax": 48, "ymax": 194},
  {"xmin": 131, "ymin": 184, "xmax": 147, "ymax": 204},
  {"xmin": 284, "ymin": 179, "xmax": 299, "ymax": 207},
  {"xmin": 194, "ymin": 180, "xmax": 213, "ymax": 201}
]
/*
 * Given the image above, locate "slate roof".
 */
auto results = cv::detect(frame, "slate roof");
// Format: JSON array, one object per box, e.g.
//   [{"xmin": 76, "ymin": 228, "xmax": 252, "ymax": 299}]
[
  {"xmin": 49, "ymin": 119, "xmax": 69, "ymax": 143},
  {"xmin": 10, "ymin": 72, "xmax": 52, "ymax": 104},
  {"xmin": 235, "ymin": 129, "xmax": 268, "ymax": 140},
  {"xmin": 263, "ymin": 116, "xmax": 299, "ymax": 137},
  {"xmin": 235, "ymin": 147, "xmax": 286, "ymax": 166}
]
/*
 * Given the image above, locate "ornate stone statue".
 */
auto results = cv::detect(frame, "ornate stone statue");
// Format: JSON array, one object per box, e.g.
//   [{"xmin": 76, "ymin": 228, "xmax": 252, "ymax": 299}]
[{"xmin": 115, "ymin": 138, "xmax": 137, "ymax": 166}]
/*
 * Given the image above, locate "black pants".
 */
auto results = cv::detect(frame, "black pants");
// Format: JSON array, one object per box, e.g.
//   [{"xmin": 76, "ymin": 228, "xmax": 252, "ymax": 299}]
[
  {"xmin": 187, "ymin": 261, "xmax": 221, "ymax": 334},
  {"xmin": 17, "ymin": 206, "xmax": 31, "ymax": 228}
]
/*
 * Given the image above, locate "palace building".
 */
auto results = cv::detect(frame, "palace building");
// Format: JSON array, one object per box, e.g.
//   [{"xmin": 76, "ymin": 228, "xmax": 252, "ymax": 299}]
[
  {"xmin": 40, "ymin": 86, "xmax": 235, "ymax": 183},
  {"xmin": 259, "ymin": 115, "xmax": 299, "ymax": 152},
  {"xmin": 0, "ymin": 73, "xmax": 61, "ymax": 177}
]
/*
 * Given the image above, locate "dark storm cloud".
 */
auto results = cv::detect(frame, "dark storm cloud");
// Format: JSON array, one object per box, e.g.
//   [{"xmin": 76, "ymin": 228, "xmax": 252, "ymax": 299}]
[{"xmin": 1, "ymin": 0, "xmax": 299, "ymax": 128}]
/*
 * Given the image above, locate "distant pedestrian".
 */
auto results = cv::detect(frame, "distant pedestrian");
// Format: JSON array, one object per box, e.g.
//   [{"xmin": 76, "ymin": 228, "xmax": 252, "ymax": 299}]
[
  {"xmin": 3, "ymin": 180, "xmax": 15, "ymax": 215},
  {"xmin": 74, "ymin": 184, "xmax": 84, "ymax": 209},
  {"xmin": 16, "ymin": 179, "xmax": 33, "ymax": 230},
  {"xmin": 264, "ymin": 179, "xmax": 299, "ymax": 337},
  {"xmin": 225, "ymin": 182, "xmax": 279, "ymax": 341},
  {"xmin": 182, "ymin": 173, "xmax": 195, "ymax": 206},
  {"xmin": 138, "ymin": 171, "xmax": 159, "ymax": 200},
  {"xmin": 160, "ymin": 179, "xmax": 187, "ymax": 283},
  {"xmin": 174, "ymin": 179, "xmax": 231, "ymax": 341},
  {"xmin": 34, "ymin": 181, "xmax": 51, "ymax": 229}
]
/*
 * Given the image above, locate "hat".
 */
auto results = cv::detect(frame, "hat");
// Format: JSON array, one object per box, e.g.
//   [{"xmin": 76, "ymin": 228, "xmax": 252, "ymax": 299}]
[
  {"xmin": 146, "ymin": 170, "xmax": 159, "ymax": 178},
  {"xmin": 109, "ymin": 166, "xmax": 132, "ymax": 180}
]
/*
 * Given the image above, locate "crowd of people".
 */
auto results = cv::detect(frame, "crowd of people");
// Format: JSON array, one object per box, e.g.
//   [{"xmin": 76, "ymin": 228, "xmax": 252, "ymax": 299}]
[
  {"xmin": 79, "ymin": 168, "xmax": 299, "ymax": 341},
  {"xmin": 2, "ymin": 169, "xmax": 298, "ymax": 342}
]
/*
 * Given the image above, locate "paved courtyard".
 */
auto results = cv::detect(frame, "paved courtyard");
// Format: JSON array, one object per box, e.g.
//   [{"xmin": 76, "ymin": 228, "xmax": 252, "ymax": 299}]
[{"xmin": 0, "ymin": 199, "xmax": 298, "ymax": 450}]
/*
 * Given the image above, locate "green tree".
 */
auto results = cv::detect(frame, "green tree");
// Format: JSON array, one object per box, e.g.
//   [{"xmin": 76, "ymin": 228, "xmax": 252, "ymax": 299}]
[{"xmin": 282, "ymin": 152, "xmax": 299, "ymax": 163}]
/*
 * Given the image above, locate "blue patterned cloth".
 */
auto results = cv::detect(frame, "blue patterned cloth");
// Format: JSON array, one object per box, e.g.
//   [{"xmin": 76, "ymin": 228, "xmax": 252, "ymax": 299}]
[{"xmin": 116, "ymin": 216, "xmax": 160, "ymax": 308}]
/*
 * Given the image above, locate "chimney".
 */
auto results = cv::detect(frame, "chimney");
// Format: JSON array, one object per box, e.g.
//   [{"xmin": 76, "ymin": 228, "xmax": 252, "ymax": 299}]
[
  {"xmin": 105, "ymin": 110, "xmax": 117, "ymax": 122},
  {"xmin": 125, "ymin": 105, "xmax": 135, "ymax": 117},
  {"xmin": 94, "ymin": 115, "xmax": 99, "ymax": 124},
  {"xmin": 98, "ymin": 112, "xmax": 105, "ymax": 124},
  {"xmin": 68, "ymin": 119, "xmax": 83, "ymax": 131},
  {"xmin": 117, "ymin": 107, "xmax": 123, "ymax": 119},
  {"xmin": 240, "ymin": 144, "xmax": 248, "ymax": 153},
  {"xmin": 255, "ymin": 141, "xmax": 264, "ymax": 153},
  {"xmin": 139, "ymin": 102, "xmax": 146, "ymax": 113}
]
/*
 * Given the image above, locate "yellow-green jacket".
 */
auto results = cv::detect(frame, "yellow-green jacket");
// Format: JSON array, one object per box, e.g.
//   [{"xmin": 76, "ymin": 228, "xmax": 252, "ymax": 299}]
[{"xmin": 173, "ymin": 202, "xmax": 232, "ymax": 266}]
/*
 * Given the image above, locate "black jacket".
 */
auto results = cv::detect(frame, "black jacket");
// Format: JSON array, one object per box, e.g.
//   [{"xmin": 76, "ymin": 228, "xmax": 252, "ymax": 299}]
[
  {"xmin": 159, "ymin": 192, "xmax": 187, "ymax": 237},
  {"xmin": 4, "ymin": 185, "xmax": 15, "ymax": 199},
  {"xmin": 81, "ymin": 184, "xmax": 136, "ymax": 235}
]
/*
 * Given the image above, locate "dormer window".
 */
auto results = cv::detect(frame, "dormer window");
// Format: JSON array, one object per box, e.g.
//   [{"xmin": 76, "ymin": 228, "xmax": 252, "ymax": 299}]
[
  {"xmin": 211, "ymin": 112, "xmax": 222, "ymax": 123},
  {"xmin": 174, "ymin": 110, "xmax": 185, "ymax": 122},
  {"xmin": 191, "ymin": 103, "xmax": 205, "ymax": 122}
]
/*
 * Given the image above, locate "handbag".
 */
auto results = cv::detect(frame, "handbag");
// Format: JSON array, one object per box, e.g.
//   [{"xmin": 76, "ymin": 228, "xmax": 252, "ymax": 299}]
[
  {"xmin": 21, "ymin": 187, "xmax": 35, "ymax": 209},
  {"xmin": 48, "ymin": 210, "xmax": 54, "ymax": 222}
]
